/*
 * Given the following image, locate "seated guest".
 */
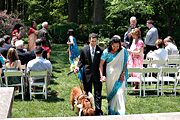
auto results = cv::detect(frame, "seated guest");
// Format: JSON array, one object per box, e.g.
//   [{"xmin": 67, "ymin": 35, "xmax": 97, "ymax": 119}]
[
  {"xmin": 41, "ymin": 39, "xmax": 51, "ymax": 60},
  {"xmin": 5, "ymin": 48, "xmax": 22, "ymax": 85},
  {"xmin": 0, "ymin": 38, "xmax": 8, "ymax": 58},
  {"xmin": 0, "ymin": 60, "xmax": 2, "ymax": 76},
  {"xmin": 147, "ymin": 39, "xmax": 168, "ymax": 68},
  {"xmin": 163, "ymin": 36, "xmax": 179, "ymax": 55},
  {"xmin": 3, "ymin": 35, "xmax": 12, "ymax": 50},
  {"xmin": 35, "ymin": 39, "xmax": 47, "ymax": 59},
  {"xmin": 27, "ymin": 46, "xmax": 52, "ymax": 83},
  {"xmin": 15, "ymin": 40, "xmax": 35, "ymax": 65}
]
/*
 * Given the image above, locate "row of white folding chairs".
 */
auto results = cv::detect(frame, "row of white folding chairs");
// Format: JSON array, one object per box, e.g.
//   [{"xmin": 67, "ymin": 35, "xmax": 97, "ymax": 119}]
[
  {"xmin": 127, "ymin": 67, "xmax": 179, "ymax": 97},
  {"xmin": 143, "ymin": 59, "xmax": 180, "ymax": 68},
  {"xmin": 1, "ymin": 70, "xmax": 48, "ymax": 100}
]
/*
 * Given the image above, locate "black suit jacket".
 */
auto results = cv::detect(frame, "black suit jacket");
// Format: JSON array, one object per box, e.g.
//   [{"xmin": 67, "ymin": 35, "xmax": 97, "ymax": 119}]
[
  {"xmin": 78, "ymin": 45, "xmax": 103, "ymax": 82},
  {"xmin": 16, "ymin": 49, "xmax": 35, "ymax": 65}
]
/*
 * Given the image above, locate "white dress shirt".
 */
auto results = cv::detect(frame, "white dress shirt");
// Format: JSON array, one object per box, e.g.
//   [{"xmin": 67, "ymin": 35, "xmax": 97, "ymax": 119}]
[{"xmin": 90, "ymin": 45, "xmax": 96, "ymax": 62}]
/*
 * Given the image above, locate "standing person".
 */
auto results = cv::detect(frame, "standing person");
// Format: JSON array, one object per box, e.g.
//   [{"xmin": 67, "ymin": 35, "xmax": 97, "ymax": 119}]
[
  {"xmin": 11, "ymin": 24, "xmax": 25, "ymax": 46},
  {"xmin": 28, "ymin": 21, "xmax": 38, "ymax": 51},
  {"xmin": 127, "ymin": 28, "xmax": 144, "ymax": 90},
  {"xmin": 124, "ymin": 16, "xmax": 143, "ymax": 48},
  {"xmin": 144, "ymin": 20, "xmax": 158, "ymax": 59},
  {"xmin": 66, "ymin": 29, "xmax": 79, "ymax": 71},
  {"xmin": 74, "ymin": 33, "xmax": 103, "ymax": 115},
  {"xmin": 38, "ymin": 22, "xmax": 51, "ymax": 49},
  {"xmin": 99, "ymin": 36, "xmax": 128, "ymax": 115}
]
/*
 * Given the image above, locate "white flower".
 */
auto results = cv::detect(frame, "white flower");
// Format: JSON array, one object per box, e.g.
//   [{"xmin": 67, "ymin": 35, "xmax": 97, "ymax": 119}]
[{"xmin": 96, "ymin": 51, "xmax": 100, "ymax": 54}]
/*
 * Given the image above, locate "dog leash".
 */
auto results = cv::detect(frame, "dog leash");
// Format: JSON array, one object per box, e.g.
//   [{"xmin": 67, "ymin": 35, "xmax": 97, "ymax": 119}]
[{"xmin": 67, "ymin": 71, "xmax": 85, "ymax": 94}]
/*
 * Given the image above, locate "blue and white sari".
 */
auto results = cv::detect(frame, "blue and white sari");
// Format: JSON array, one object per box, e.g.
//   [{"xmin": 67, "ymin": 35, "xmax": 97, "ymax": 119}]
[
  {"xmin": 101, "ymin": 48, "xmax": 128, "ymax": 115},
  {"xmin": 69, "ymin": 36, "xmax": 80, "ymax": 65}
]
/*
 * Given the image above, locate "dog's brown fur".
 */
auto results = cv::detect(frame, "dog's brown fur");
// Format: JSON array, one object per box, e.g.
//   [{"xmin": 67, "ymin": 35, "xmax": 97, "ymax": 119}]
[{"xmin": 70, "ymin": 87, "xmax": 95, "ymax": 116}]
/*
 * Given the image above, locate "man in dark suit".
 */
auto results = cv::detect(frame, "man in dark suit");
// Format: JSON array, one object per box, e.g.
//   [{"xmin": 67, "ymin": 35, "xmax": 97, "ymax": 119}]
[
  {"xmin": 124, "ymin": 16, "xmax": 144, "ymax": 48},
  {"xmin": 74, "ymin": 33, "xmax": 103, "ymax": 115},
  {"xmin": 38, "ymin": 22, "xmax": 51, "ymax": 49},
  {"xmin": 15, "ymin": 40, "xmax": 35, "ymax": 65}
]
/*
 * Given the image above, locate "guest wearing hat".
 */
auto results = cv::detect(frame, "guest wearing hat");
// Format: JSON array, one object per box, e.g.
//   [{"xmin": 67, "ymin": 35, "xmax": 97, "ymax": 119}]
[
  {"xmin": 67, "ymin": 29, "xmax": 80, "ymax": 71},
  {"xmin": 27, "ymin": 46, "xmax": 52, "ymax": 83},
  {"xmin": 15, "ymin": 40, "xmax": 35, "ymax": 65}
]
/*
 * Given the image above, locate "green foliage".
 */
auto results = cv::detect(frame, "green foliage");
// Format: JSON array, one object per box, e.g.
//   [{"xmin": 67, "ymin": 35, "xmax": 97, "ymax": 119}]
[
  {"xmin": 49, "ymin": 23, "xmax": 79, "ymax": 44},
  {"xmin": 0, "ymin": 11, "xmax": 24, "ymax": 37},
  {"xmin": 26, "ymin": 0, "xmax": 68, "ymax": 24}
]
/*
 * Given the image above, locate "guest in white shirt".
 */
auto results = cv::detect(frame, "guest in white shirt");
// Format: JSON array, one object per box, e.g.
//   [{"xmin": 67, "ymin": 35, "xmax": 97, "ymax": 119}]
[
  {"xmin": 147, "ymin": 39, "xmax": 168, "ymax": 68},
  {"xmin": 164, "ymin": 36, "xmax": 179, "ymax": 55},
  {"xmin": 27, "ymin": 46, "xmax": 52, "ymax": 83}
]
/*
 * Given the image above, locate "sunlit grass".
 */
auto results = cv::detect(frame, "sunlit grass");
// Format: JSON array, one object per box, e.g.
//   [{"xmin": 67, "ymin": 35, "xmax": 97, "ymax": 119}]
[{"xmin": 12, "ymin": 44, "xmax": 180, "ymax": 117}]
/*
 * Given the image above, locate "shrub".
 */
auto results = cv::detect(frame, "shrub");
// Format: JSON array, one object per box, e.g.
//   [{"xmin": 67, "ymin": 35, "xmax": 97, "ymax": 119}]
[{"xmin": 0, "ymin": 10, "xmax": 24, "ymax": 38}]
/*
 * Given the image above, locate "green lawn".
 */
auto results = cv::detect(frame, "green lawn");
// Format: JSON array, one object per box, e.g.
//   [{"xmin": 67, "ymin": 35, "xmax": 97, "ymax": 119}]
[{"xmin": 12, "ymin": 44, "xmax": 180, "ymax": 118}]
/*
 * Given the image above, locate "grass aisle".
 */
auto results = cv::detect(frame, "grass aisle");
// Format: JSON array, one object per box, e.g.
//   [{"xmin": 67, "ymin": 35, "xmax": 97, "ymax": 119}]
[{"xmin": 12, "ymin": 44, "xmax": 180, "ymax": 117}]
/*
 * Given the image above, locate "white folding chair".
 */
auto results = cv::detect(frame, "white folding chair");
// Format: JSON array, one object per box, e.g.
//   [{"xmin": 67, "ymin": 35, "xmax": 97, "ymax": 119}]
[
  {"xmin": 143, "ymin": 59, "xmax": 151, "ymax": 68},
  {"xmin": 142, "ymin": 68, "xmax": 161, "ymax": 97},
  {"xmin": 127, "ymin": 68, "xmax": 142, "ymax": 96},
  {"xmin": 168, "ymin": 55, "xmax": 180, "ymax": 60},
  {"xmin": 160, "ymin": 67, "xmax": 178, "ymax": 96},
  {"xmin": 28, "ymin": 70, "xmax": 48, "ymax": 100},
  {"xmin": 167, "ymin": 59, "xmax": 180, "ymax": 68},
  {"xmin": 4, "ymin": 71, "xmax": 24, "ymax": 100},
  {"xmin": 150, "ymin": 59, "xmax": 167, "ymax": 68}
]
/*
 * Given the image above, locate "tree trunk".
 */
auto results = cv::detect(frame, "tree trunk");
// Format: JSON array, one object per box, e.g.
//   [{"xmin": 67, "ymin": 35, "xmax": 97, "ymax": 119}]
[
  {"xmin": 12, "ymin": 0, "xmax": 18, "ymax": 13},
  {"xmin": 0, "ymin": 0, "xmax": 5, "ymax": 11},
  {"xmin": 88, "ymin": 0, "xmax": 93, "ymax": 23},
  {"xmin": 7, "ymin": 0, "xmax": 11, "ymax": 13},
  {"xmin": 93, "ymin": 0, "xmax": 104, "ymax": 25},
  {"xmin": 68, "ymin": 0, "xmax": 79, "ymax": 23}
]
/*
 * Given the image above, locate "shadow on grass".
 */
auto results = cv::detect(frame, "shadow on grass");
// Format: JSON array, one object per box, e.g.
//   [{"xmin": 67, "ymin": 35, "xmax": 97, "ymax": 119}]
[
  {"xmin": 50, "ymin": 60, "xmax": 57, "ymax": 64},
  {"xmin": 102, "ymin": 95, "xmax": 107, "ymax": 99},
  {"xmin": 50, "ymin": 79, "xmax": 59, "ymax": 85}
]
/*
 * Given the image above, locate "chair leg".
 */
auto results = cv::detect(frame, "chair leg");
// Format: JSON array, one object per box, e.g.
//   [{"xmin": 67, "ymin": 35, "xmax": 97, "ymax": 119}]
[
  {"xmin": 45, "ymin": 85, "xmax": 47, "ymax": 99},
  {"xmin": 143, "ymin": 82, "xmax": 145, "ymax": 97},
  {"xmin": 174, "ymin": 81, "xmax": 176, "ymax": 96},
  {"xmin": 157, "ymin": 82, "xmax": 159, "ymax": 96},
  {"xmin": 21, "ymin": 84, "xmax": 24, "ymax": 100},
  {"xmin": 139, "ymin": 82, "xmax": 141, "ymax": 97},
  {"xmin": 29, "ymin": 84, "xmax": 32, "ymax": 100}
]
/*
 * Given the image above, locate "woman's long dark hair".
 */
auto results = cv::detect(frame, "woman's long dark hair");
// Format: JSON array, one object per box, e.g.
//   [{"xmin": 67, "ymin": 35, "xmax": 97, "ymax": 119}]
[
  {"xmin": 107, "ymin": 37, "xmax": 122, "ymax": 52},
  {"xmin": 31, "ymin": 21, "xmax": 36, "ymax": 29}
]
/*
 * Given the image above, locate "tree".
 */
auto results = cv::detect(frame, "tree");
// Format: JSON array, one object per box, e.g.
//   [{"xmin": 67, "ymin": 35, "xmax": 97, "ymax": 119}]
[
  {"xmin": 93, "ymin": 0, "xmax": 104, "ymax": 24},
  {"xmin": 68, "ymin": 0, "xmax": 79, "ymax": 23},
  {"xmin": 0, "ymin": 0, "xmax": 5, "ymax": 11}
]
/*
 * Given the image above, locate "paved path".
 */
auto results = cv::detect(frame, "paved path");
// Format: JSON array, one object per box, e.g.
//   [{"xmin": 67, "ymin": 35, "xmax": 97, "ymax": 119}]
[
  {"xmin": 2, "ymin": 112, "xmax": 180, "ymax": 120},
  {"xmin": 0, "ymin": 87, "xmax": 14, "ymax": 119}
]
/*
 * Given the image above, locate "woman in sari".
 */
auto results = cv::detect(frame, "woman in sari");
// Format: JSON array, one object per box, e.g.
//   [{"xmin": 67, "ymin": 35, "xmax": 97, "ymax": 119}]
[
  {"xmin": 28, "ymin": 21, "xmax": 38, "ymax": 51},
  {"xmin": 66, "ymin": 29, "xmax": 80, "ymax": 71},
  {"xmin": 99, "ymin": 36, "xmax": 128, "ymax": 115}
]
